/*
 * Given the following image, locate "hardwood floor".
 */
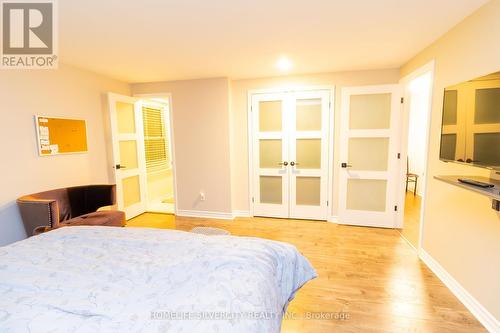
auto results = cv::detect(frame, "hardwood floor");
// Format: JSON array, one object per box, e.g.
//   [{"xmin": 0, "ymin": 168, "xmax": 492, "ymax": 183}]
[
  {"xmin": 127, "ymin": 213, "xmax": 487, "ymax": 333},
  {"xmin": 127, "ymin": 212, "xmax": 176, "ymax": 229},
  {"xmin": 399, "ymin": 192, "xmax": 422, "ymax": 249}
]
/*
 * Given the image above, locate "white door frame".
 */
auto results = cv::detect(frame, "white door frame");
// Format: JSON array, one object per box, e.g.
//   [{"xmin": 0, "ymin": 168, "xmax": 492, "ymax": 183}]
[
  {"xmin": 397, "ymin": 60, "xmax": 436, "ymax": 250},
  {"xmin": 133, "ymin": 93, "xmax": 179, "ymax": 216},
  {"xmin": 338, "ymin": 84, "xmax": 403, "ymax": 228},
  {"xmin": 247, "ymin": 86, "xmax": 335, "ymax": 220},
  {"xmin": 108, "ymin": 93, "xmax": 148, "ymax": 219}
]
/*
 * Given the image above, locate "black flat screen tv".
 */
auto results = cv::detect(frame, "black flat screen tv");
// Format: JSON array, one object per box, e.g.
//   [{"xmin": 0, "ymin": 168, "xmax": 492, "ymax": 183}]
[{"xmin": 439, "ymin": 71, "xmax": 500, "ymax": 170}]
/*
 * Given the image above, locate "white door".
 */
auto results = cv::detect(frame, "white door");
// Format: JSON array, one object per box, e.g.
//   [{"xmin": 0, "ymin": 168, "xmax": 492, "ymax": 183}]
[
  {"xmin": 108, "ymin": 93, "xmax": 148, "ymax": 219},
  {"xmin": 289, "ymin": 91, "xmax": 330, "ymax": 220},
  {"xmin": 338, "ymin": 85, "xmax": 402, "ymax": 228},
  {"xmin": 251, "ymin": 90, "xmax": 331, "ymax": 220},
  {"xmin": 252, "ymin": 93, "xmax": 290, "ymax": 218}
]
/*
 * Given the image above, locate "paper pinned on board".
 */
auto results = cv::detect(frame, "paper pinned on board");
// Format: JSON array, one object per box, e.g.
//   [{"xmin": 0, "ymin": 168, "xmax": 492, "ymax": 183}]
[{"xmin": 49, "ymin": 144, "xmax": 59, "ymax": 154}]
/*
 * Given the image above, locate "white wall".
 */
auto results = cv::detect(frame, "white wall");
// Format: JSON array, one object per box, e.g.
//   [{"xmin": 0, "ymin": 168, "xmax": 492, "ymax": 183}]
[{"xmin": 0, "ymin": 64, "xmax": 130, "ymax": 246}]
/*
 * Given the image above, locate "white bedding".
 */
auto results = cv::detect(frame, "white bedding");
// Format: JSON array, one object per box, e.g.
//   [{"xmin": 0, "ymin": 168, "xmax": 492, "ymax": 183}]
[{"xmin": 0, "ymin": 226, "xmax": 316, "ymax": 332}]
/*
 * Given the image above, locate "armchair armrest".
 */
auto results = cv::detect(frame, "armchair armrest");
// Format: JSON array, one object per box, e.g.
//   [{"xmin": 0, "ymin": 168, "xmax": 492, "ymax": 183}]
[
  {"xmin": 16, "ymin": 197, "xmax": 60, "ymax": 236},
  {"xmin": 33, "ymin": 225, "xmax": 54, "ymax": 235}
]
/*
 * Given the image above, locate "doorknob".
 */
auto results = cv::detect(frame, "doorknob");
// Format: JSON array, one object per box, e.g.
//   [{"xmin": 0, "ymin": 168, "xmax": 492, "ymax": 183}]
[
  {"xmin": 115, "ymin": 164, "xmax": 127, "ymax": 169},
  {"xmin": 341, "ymin": 163, "xmax": 352, "ymax": 168},
  {"xmin": 290, "ymin": 161, "xmax": 299, "ymax": 166},
  {"xmin": 278, "ymin": 161, "xmax": 289, "ymax": 166}
]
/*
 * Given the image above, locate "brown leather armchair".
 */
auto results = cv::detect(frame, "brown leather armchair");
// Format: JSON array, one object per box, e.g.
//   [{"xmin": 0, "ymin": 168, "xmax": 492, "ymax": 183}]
[{"xmin": 17, "ymin": 184, "xmax": 125, "ymax": 236}]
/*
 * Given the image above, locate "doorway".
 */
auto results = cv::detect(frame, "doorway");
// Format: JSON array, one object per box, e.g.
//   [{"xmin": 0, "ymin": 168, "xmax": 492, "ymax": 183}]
[
  {"xmin": 398, "ymin": 62, "xmax": 434, "ymax": 249},
  {"xmin": 142, "ymin": 99, "xmax": 175, "ymax": 214},
  {"xmin": 107, "ymin": 93, "xmax": 176, "ymax": 220},
  {"xmin": 249, "ymin": 89, "xmax": 332, "ymax": 220}
]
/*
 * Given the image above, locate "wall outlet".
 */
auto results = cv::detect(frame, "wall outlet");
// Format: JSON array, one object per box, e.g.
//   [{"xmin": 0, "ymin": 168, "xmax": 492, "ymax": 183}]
[{"xmin": 199, "ymin": 191, "xmax": 206, "ymax": 201}]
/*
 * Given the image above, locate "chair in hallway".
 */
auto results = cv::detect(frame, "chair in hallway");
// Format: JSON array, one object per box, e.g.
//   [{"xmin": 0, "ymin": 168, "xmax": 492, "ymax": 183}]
[{"xmin": 406, "ymin": 158, "xmax": 418, "ymax": 195}]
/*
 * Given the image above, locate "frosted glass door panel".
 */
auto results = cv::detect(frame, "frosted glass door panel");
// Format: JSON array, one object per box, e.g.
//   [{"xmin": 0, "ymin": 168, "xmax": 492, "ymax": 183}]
[
  {"xmin": 116, "ymin": 102, "xmax": 136, "ymax": 134},
  {"xmin": 347, "ymin": 179, "xmax": 387, "ymax": 212},
  {"xmin": 296, "ymin": 139, "xmax": 321, "ymax": 169},
  {"xmin": 259, "ymin": 101, "xmax": 282, "ymax": 132},
  {"xmin": 260, "ymin": 176, "xmax": 282, "ymax": 204},
  {"xmin": 348, "ymin": 138, "xmax": 389, "ymax": 171},
  {"xmin": 296, "ymin": 98, "xmax": 322, "ymax": 131},
  {"xmin": 349, "ymin": 94, "xmax": 391, "ymax": 129},
  {"xmin": 259, "ymin": 140, "xmax": 282, "ymax": 168},
  {"xmin": 119, "ymin": 141, "xmax": 139, "ymax": 169},
  {"xmin": 296, "ymin": 177, "xmax": 320, "ymax": 206},
  {"xmin": 122, "ymin": 176, "xmax": 141, "ymax": 208}
]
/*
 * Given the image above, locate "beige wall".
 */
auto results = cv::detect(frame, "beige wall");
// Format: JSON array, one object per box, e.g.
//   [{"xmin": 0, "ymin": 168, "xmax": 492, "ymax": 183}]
[
  {"xmin": 401, "ymin": 0, "xmax": 500, "ymax": 321},
  {"xmin": 230, "ymin": 69, "xmax": 400, "ymax": 215},
  {"xmin": 131, "ymin": 78, "xmax": 232, "ymax": 214},
  {"xmin": 0, "ymin": 64, "xmax": 130, "ymax": 246}
]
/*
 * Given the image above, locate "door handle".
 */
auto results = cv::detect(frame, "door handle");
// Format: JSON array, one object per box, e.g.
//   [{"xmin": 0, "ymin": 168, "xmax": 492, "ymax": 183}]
[
  {"xmin": 341, "ymin": 163, "xmax": 352, "ymax": 168},
  {"xmin": 278, "ymin": 161, "xmax": 289, "ymax": 166},
  {"xmin": 115, "ymin": 164, "xmax": 127, "ymax": 169},
  {"xmin": 290, "ymin": 161, "xmax": 300, "ymax": 167}
]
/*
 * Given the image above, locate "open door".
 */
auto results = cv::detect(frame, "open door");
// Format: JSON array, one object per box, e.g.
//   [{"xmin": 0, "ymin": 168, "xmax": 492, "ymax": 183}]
[
  {"xmin": 108, "ymin": 93, "xmax": 147, "ymax": 219},
  {"xmin": 338, "ymin": 85, "xmax": 402, "ymax": 228}
]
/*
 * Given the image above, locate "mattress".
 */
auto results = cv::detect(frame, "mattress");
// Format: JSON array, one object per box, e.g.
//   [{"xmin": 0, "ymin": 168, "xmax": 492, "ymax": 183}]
[{"xmin": 0, "ymin": 226, "xmax": 316, "ymax": 332}]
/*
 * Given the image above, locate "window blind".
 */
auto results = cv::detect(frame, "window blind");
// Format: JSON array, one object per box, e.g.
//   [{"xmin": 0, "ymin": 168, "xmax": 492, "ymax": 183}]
[{"xmin": 143, "ymin": 106, "xmax": 170, "ymax": 172}]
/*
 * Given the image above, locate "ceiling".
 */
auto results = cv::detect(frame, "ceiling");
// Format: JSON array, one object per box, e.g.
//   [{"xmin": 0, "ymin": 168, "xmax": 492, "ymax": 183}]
[{"xmin": 59, "ymin": 0, "xmax": 489, "ymax": 83}]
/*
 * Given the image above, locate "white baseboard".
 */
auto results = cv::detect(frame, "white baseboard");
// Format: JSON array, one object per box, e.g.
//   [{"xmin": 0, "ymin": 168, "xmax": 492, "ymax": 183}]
[
  {"xmin": 176, "ymin": 210, "xmax": 234, "ymax": 220},
  {"xmin": 419, "ymin": 250, "xmax": 500, "ymax": 333},
  {"xmin": 327, "ymin": 215, "xmax": 338, "ymax": 223},
  {"xmin": 232, "ymin": 210, "xmax": 251, "ymax": 218}
]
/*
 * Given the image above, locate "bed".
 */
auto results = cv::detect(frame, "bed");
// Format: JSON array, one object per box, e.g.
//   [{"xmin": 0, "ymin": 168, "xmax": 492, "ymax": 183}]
[{"xmin": 0, "ymin": 226, "xmax": 316, "ymax": 332}]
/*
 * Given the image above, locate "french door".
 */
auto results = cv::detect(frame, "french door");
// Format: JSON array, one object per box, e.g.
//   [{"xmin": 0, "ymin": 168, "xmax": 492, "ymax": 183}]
[
  {"xmin": 338, "ymin": 85, "xmax": 402, "ymax": 228},
  {"xmin": 107, "ymin": 93, "xmax": 148, "ymax": 219},
  {"xmin": 251, "ymin": 90, "xmax": 331, "ymax": 220}
]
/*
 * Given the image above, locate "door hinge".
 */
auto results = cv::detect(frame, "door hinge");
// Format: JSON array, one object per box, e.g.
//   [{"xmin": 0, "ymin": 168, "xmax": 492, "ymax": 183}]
[
  {"xmin": 327, "ymin": 200, "xmax": 329, "ymax": 206},
  {"xmin": 397, "ymin": 153, "xmax": 401, "ymax": 159},
  {"xmin": 394, "ymin": 205, "xmax": 398, "ymax": 212},
  {"xmin": 252, "ymin": 197, "xmax": 254, "ymax": 203},
  {"xmin": 400, "ymin": 97, "xmax": 404, "ymax": 104}
]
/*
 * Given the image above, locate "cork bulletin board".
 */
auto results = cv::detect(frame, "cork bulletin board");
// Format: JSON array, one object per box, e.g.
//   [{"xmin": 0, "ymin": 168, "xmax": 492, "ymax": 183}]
[{"xmin": 35, "ymin": 116, "xmax": 88, "ymax": 156}]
